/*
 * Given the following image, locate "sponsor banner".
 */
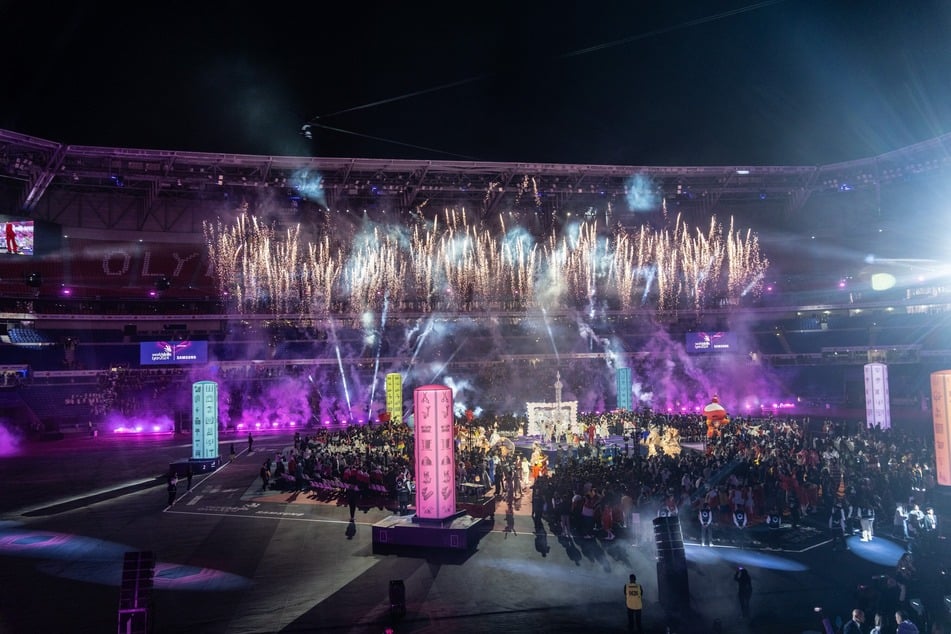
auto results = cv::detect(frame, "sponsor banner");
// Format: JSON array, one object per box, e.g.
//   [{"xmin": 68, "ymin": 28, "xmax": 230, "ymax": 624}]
[
  {"xmin": 140, "ymin": 340, "xmax": 208, "ymax": 365},
  {"xmin": 685, "ymin": 331, "xmax": 738, "ymax": 353}
]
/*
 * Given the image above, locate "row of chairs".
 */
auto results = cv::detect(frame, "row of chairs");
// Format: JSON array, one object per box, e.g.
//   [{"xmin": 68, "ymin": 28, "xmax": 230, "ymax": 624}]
[
  {"xmin": 270, "ymin": 462, "xmax": 392, "ymax": 497},
  {"xmin": 309, "ymin": 476, "xmax": 349, "ymax": 492}
]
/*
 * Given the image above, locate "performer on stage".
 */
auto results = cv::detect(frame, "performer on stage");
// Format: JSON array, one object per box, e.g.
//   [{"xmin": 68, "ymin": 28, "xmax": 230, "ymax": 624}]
[{"xmin": 530, "ymin": 442, "xmax": 549, "ymax": 480}]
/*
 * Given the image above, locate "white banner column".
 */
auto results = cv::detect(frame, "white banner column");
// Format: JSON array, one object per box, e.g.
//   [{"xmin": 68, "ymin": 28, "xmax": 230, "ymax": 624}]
[{"xmin": 863, "ymin": 362, "xmax": 891, "ymax": 430}]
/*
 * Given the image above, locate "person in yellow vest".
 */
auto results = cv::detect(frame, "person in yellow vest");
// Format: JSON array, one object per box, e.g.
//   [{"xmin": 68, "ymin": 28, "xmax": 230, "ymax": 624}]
[{"xmin": 624, "ymin": 573, "xmax": 644, "ymax": 632}]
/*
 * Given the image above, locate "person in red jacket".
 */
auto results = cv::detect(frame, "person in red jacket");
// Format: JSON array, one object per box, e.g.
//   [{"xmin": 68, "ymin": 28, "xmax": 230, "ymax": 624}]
[{"xmin": 5, "ymin": 222, "xmax": 18, "ymax": 254}]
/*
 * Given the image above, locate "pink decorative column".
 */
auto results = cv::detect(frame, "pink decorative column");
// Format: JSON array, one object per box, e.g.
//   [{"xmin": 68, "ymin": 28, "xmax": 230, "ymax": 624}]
[
  {"xmin": 931, "ymin": 371, "xmax": 951, "ymax": 487},
  {"xmin": 413, "ymin": 384, "xmax": 456, "ymax": 519}
]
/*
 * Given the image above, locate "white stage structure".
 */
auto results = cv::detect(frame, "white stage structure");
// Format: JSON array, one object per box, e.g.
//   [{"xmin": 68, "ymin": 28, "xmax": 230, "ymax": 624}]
[{"xmin": 526, "ymin": 371, "xmax": 580, "ymax": 439}]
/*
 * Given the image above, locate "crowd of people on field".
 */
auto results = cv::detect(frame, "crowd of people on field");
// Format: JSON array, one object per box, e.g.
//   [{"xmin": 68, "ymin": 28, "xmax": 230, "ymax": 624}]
[
  {"xmin": 241, "ymin": 408, "xmax": 945, "ymax": 631},
  {"xmin": 272, "ymin": 412, "xmax": 941, "ymax": 553}
]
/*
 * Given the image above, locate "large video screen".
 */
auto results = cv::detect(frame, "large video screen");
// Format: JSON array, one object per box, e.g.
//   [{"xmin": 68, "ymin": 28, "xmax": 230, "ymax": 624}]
[
  {"xmin": 0, "ymin": 218, "xmax": 34, "ymax": 256},
  {"xmin": 0, "ymin": 216, "xmax": 61, "ymax": 256},
  {"xmin": 685, "ymin": 331, "xmax": 738, "ymax": 354},
  {"xmin": 140, "ymin": 340, "xmax": 208, "ymax": 365}
]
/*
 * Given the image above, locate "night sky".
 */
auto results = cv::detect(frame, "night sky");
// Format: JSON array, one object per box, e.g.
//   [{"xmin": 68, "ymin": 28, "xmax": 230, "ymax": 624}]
[{"xmin": 1, "ymin": 1, "xmax": 950, "ymax": 166}]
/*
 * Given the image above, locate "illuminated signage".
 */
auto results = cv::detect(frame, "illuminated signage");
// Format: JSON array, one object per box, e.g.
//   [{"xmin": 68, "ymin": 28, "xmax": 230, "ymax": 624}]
[
  {"xmin": 140, "ymin": 340, "xmax": 208, "ymax": 365},
  {"xmin": 386, "ymin": 373, "xmax": 403, "ymax": 424},
  {"xmin": 685, "ymin": 331, "xmax": 737, "ymax": 354},
  {"xmin": 413, "ymin": 385, "xmax": 456, "ymax": 520},
  {"xmin": 930, "ymin": 371, "xmax": 951, "ymax": 487},
  {"xmin": 864, "ymin": 363, "xmax": 891, "ymax": 430},
  {"xmin": 192, "ymin": 381, "xmax": 219, "ymax": 459},
  {"xmin": 616, "ymin": 367, "xmax": 632, "ymax": 411}
]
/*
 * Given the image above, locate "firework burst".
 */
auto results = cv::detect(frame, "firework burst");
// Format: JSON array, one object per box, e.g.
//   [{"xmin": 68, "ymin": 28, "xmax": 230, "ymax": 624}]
[{"xmin": 205, "ymin": 209, "xmax": 768, "ymax": 315}]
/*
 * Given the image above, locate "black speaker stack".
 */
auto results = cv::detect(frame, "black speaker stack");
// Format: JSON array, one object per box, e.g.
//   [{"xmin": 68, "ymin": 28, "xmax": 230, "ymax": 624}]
[
  {"xmin": 116, "ymin": 550, "xmax": 155, "ymax": 634},
  {"xmin": 653, "ymin": 515, "xmax": 690, "ymax": 608}
]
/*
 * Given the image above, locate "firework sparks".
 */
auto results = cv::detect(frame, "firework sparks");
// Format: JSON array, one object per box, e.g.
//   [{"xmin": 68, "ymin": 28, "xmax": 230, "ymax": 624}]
[{"xmin": 205, "ymin": 209, "xmax": 768, "ymax": 315}]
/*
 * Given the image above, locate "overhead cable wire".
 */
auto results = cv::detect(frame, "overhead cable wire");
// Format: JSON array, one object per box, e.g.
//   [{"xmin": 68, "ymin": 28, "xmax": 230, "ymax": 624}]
[
  {"xmin": 308, "ymin": 123, "xmax": 480, "ymax": 160},
  {"xmin": 314, "ymin": 75, "xmax": 491, "ymax": 122},
  {"xmin": 303, "ymin": 0, "xmax": 789, "ymax": 157},
  {"xmin": 307, "ymin": 0, "xmax": 788, "ymax": 123},
  {"xmin": 557, "ymin": 0, "xmax": 788, "ymax": 60}
]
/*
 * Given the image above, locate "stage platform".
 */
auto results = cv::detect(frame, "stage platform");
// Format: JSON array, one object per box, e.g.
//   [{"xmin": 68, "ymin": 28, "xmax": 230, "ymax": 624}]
[
  {"xmin": 168, "ymin": 456, "xmax": 221, "ymax": 477},
  {"xmin": 371, "ymin": 512, "xmax": 485, "ymax": 553}
]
